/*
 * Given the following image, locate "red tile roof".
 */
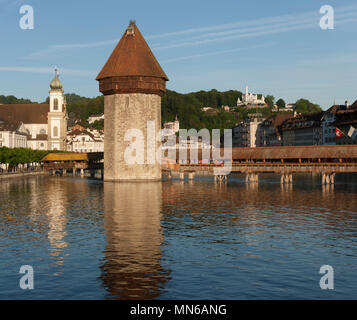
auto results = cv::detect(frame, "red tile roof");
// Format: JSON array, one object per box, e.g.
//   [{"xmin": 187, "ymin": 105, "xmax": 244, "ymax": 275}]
[
  {"xmin": 96, "ymin": 21, "xmax": 168, "ymax": 81},
  {"xmin": 0, "ymin": 104, "xmax": 49, "ymax": 124},
  {"xmin": 0, "ymin": 119, "xmax": 22, "ymax": 132}
]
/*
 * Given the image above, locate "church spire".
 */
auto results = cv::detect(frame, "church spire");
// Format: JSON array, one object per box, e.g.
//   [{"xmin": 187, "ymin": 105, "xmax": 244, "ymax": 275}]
[{"xmin": 50, "ymin": 66, "xmax": 63, "ymax": 91}]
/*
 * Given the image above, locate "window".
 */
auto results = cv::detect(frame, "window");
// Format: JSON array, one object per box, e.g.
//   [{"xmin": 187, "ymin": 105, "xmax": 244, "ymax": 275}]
[
  {"xmin": 54, "ymin": 98, "xmax": 58, "ymax": 111},
  {"xmin": 53, "ymin": 126, "xmax": 58, "ymax": 137}
]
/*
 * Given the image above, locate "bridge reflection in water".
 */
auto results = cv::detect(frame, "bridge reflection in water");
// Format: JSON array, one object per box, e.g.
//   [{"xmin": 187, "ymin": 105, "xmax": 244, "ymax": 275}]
[
  {"xmin": 100, "ymin": 182, "xmax": 170, "ymax": 300},
  {"xmin": 1, "ymin": 175, "xmax": 357, "ymax": 299}
]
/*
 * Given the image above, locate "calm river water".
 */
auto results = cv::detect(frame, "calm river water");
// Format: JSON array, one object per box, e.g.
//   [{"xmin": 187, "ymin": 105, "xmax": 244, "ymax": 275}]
[{"xmin": 1, "ymin": 173, "xmax": 357, "ymax": 299}]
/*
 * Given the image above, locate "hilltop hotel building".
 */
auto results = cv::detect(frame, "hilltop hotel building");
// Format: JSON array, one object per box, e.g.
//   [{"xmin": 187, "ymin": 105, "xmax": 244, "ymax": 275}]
[
  {"xmin": 0, "ymin": 68, "xmax": 68, "ymax": 150},
  {"xmin": 237, "ymin": 85, "xmax": 266, "ymax": 107}
]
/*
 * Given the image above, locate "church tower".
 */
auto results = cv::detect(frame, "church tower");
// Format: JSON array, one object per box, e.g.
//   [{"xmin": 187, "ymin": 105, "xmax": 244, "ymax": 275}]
[
  {"xmin": 96, "ymin": 21, "xmax": 168, "ymax": 181},
  {"xmin": 47, "ymin": 67, "xmax": 68, "ymax": 151}
]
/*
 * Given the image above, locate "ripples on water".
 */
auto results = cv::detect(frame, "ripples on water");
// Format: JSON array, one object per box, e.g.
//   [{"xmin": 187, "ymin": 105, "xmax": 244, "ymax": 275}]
[{"xmin": 0, "ymin": 173, "xmax": 357, "ymax": 299}]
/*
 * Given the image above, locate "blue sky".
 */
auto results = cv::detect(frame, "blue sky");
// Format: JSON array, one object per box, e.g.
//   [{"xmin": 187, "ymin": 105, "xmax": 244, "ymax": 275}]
[{"xmin": 0, "ymin": 0, "xmax": 356, "ymax": 109}]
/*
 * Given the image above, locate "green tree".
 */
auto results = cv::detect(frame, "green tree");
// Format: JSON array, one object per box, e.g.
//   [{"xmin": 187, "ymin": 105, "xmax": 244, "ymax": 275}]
[
  {"xmin": 276, "ymin": 98, "xmax": 286, "ymax": 109},
  {"xmin": 295, "ymin": 99, "xmax": 322, "ymax": 114},
  {"xmin": 265, "ymin": 95, "xmax": 275, "ymax": 108},
  {"xmin": 0, "ymin": 95, "xmax": 37, "ymax": 104}
]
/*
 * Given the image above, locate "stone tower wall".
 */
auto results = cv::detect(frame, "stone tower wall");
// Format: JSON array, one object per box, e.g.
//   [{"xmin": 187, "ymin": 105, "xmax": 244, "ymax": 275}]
[{"xmin": 104, "ymin": 93, "xmax": 161, "ymax": 181}]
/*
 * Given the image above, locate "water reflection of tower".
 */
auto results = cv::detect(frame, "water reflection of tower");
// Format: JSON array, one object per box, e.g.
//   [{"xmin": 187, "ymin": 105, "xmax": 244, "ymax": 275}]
[
  {"xmin": 100, "ymin": 182, "xmax": 170, "ymax": 300},
  {"xmin": 44, "ymin": 179, "xmax": 69, "ymax": 273}
]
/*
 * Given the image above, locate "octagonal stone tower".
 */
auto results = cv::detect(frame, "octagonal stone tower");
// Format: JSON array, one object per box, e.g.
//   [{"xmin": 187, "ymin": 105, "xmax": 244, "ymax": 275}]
[{"xmin": 96, "ymin": 21, "xmax": 168, "ymax": 181}]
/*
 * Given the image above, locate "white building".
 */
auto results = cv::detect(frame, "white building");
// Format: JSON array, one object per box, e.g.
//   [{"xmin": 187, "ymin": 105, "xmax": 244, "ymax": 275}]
[
  {"xmin": 0, "ymin": 67, "xmax": 68, "ymax": 150},
  {"xmin": 272, "ymin": 103, "xmax": 295, "ymax": 112},
  {"xmin": 88, "ymin": 114, "xmax": 104, "ymax": 124},
  {"xmin": 163, "ymin": 116, "xmax": 180, "ymax": 135},
  {"xmin": 0, "ymin": 120, "xmax": 28, "ymax": 148},
  {"xmin": 237, "ymin": 86, "xmax": 265, "ymax": 107},
  {"xmin": 232, "ymin": 118, "xmax": 263, "ymax": 147},
  {"xmin": 67, "ymin": 129, "xmax": 104, "ymax": 152}
]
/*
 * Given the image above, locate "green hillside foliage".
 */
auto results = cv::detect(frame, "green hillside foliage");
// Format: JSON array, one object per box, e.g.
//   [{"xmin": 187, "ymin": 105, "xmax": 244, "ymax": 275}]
[
  {"xmin": 65, "ymin": 94, "xmax": 104, "ymax": 128},
  {"xmin": 161, "ymin": 89, "xmax": 242, "ymax": 131},
  {"xmin": 2, "ymin": 91, "xmax": 322, "ymax": 132},
  {"xmin": 0, "ymin": 95, "xmax": 37, "ymax": 104},
  {"xmin": 295, "ymin": 99, "xmax": 322, "ymax": 114}
]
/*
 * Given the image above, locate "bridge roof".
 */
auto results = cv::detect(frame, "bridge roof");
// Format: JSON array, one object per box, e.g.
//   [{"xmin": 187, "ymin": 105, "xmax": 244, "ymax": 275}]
[
  {"xmin": 41, "ymin": 152, "xmax": 103, "ymax": 162},
  {"xmin": 231, "ymin": 145, "xmax": 357, "ymax": 160}
]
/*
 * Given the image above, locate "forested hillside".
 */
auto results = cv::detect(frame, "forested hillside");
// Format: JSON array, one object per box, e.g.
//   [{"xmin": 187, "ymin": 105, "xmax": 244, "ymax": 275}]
[
  {"xmin": 0, "ymin": 95, "xmax": 37, "ymax": 104},
  {"xmin": 1, "ymin": 90, "xmax": 322, "ymax": 132}
]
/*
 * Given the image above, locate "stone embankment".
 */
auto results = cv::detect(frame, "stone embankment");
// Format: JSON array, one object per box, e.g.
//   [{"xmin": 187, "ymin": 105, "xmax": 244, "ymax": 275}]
[{"xmin": 0, "ymin": 170, "xmax": 49, "ymax": 180}]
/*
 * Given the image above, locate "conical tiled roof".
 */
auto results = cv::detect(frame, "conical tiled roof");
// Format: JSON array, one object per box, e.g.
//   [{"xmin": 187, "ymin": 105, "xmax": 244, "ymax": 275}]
[{"xmin": 96, "ymin": 21, "xmax": 168, "ymax": 81}]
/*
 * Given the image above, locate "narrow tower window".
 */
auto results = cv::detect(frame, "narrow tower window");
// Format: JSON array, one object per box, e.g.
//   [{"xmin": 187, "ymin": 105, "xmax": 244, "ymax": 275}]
[
  {"xmin": 53, "ymin": 126, "xmax": 58, "ymax": 137},
  {"xmin": 54, "ymin": 98, "xmax": 58, "ymax": 111}
]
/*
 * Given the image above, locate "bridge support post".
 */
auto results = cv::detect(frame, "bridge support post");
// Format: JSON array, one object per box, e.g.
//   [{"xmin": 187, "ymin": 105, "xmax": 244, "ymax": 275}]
[
  {"xmin": 188, "ymin": 172, "xmax": 195, "ymax": 180},
  {"xmin": 322, "ymin": 173, "xmax": 335, "ymax": 185},
  {"xmin": 80, "ymin": 169, "xmax": 84, "ymax": 177},
  {"xmin": 179, "ymin": 172, "xmax": 184, "ymax": 181},
  {"xmin": 281, "ymin": 173, "xmax": 292, "ymax": 184},
  {"xmin": 326, "ymin": 173, "xmax": 331, "ymax": 184},
  {"xmin": 330, "ymin": 173, "xmax": 335, "ymax": 184},
  {"xmin": 62, "ymin": 169, "xmax": 67, "ymax": 177},
  {"xmin": 246, "ymin": 173, "xmax": 258, "ymax": 183},
  {"xmin": 214, "ymin": 174, "xmax": 227, "ymax": 183}
]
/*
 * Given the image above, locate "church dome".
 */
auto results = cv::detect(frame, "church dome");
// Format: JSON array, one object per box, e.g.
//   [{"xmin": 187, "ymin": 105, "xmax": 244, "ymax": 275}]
[{"xmin": 50, "ymin": 67, "xmax": 63, "ymax": 90}]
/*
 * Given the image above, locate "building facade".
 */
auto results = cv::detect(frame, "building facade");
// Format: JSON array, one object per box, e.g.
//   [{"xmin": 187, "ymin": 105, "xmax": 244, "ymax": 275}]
[
  {"xmin": 88, "ymin": 114, "xmax": 104, "ymax": 124},
  {"xmin": 281, "ymin": 112, "xmax": 323, "ymax": 146},
  {"xmin": 163, "ymin": 116, "xmax": 179, "ymax": 135},
  {"xmin": 0, "ymin": 120, "xmax": 28, "ymax": 148},
  {"xmin": 260, "ymin": 114, "xmax": 293, "ymax": 146},
  {"xmin": 232, "ymin": 118, "xmax": 263, "ymax": 147},
  {"xmin": 67, "ymin": 129, "xmax": 104, "ymax": 152},
  {"xmin": 332, "ymin": 101, "xmax": 357, "ymax": 145},
  {"xmin": 0, "ymin": 68, "xmax": 67, "ymax": 150}
]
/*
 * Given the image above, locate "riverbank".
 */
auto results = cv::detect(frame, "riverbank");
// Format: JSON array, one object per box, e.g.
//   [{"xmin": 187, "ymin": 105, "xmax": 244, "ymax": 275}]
[{"xmin": 0, "ymin": 170, "xmax": 49, "ymax": 180}]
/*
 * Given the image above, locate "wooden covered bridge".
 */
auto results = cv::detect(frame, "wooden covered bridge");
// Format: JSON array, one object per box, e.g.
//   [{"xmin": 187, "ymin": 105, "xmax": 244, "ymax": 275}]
[
  {"xmin": 41, "ymin": 145, "xmax": 357, "ymax": 184},
  {"xmin": 41, "ymin": 152, "xmax": 104, "ymax": 178},
  {"xmin": 162, "ymin": 145, "xmax": 357, "ymax": 184}
]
